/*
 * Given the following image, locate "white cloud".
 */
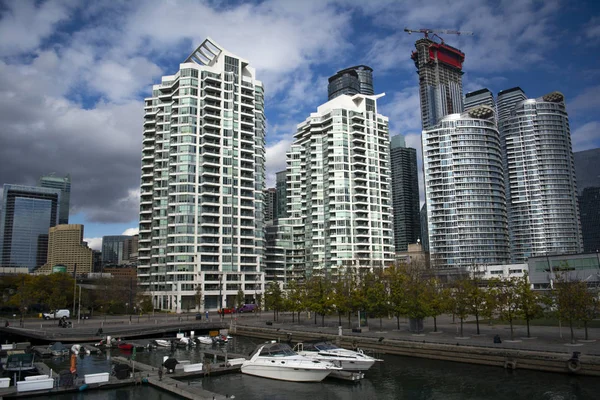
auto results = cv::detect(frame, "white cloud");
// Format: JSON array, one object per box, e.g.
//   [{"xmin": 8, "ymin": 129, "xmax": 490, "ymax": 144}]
[
  {"xmin": 122, "ymin": 227, "xmax": 139, "ymax": 236},
  {"xmin": 0, "ymin": 0, "xmax": 76, "ymax": 56},
  {"xmin": 84, "ymin": 237, "xmax": 102, "ymax": 251},
  {"xmin": 265, "ymin": 138, "xmax": 294, "ymax": 188},
  {"xmin": 571, "ymin": 121, "xmax": 600, "ymax": 152},
  {"xmin": 584, "ymin": 16, "xmax": 600, "ymax": 40},
  {"xmin": 361, "ymin": 0, "xmax": 562, "ymax": 74},
  {"xmin": 568, "ymin": 85, "xmax": 600, "ymax": 114}
]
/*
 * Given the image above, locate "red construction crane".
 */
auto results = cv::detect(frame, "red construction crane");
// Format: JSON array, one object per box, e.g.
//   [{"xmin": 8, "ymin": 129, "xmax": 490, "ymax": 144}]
[{"xmin": 404, "ymin": 28, "xmax": 474, "ymax": 43}]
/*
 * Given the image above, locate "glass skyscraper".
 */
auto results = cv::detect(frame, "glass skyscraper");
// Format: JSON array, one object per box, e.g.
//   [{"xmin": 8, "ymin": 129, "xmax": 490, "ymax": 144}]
[
  {"xmin": 39, "ymin": 174, "xmax": 71, "ymax": 225},
  {"xmin": 422, "ymin": 106, "xmax": 509, "ymax": 268},
  {"xmin": 327, "ymin": 65, "xmax": 374, "ymax": 101},
  {"xmin": 500, "ymin": 91, "xmax": 583, "ymax": 261},
  {"xmin": 101, "ymin": 235, "xmax": 129, "ymax": 266},
  {"xmin": 138, "ymin": 38, "xmax": 265, "ymax": 312},
  {"xmin": 390, "ymin": 134, "xmax": 420, "ymax": 252},
  {"xmin": 0, "ymin": 184, "xmax": 61, "ymax": 271}
]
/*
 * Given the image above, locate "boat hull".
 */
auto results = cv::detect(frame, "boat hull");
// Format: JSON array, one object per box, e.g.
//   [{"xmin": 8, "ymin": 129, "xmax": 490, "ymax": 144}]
[{"xmin": 241, "ymin": 363, "xmax": 331, "ymax": 382}]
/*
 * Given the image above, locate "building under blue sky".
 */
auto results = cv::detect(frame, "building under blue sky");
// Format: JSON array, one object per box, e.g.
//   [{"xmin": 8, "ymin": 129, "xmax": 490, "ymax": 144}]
[{"xmin": 0, "ymin": 0, "xmax": 598, "ymax": 248}]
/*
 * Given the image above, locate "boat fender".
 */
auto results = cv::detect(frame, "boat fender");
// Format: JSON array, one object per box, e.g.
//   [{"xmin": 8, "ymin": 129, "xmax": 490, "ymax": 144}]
[
  {"xmin": 567, "ymin": 359, "xmax": 581, "ymax": 373},
  {"xmin": 79, "ymin": 384, "xmax": 88, "ymax": 391}
]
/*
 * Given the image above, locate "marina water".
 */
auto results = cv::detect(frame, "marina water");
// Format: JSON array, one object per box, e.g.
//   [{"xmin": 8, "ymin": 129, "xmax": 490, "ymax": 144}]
[{"xmin": 38, "ymin": 336, "xmax": 600, "ymax": 399}]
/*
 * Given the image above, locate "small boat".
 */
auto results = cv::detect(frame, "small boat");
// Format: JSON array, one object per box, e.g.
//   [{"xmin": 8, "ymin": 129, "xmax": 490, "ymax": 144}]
[
  {"xmin": 175, "ymin": 337, "xmax": 194, "ymax": 348},
  {"xmin": 49, "ymin": 342, "xmax": 69, "ymax": 357},
  {"xmin": 241, "ymin": 342, "xmax": 341, "ymax": 382},
  {"xmin": 294, "ymin": 341, "xmax": 382, "ymax": 372},
  {"xmin": 117, "ymin": 343, "xmax": 134, "ymax": 351},
  {"xmin": 212, "ymin": 334, "xmax": 230, "ymax": 345},
  {"xmin": 196, "ymin": 336, "xmax": 213, "ymax": 345},
  {"xmin": 2, "ymin": 353, "xmax": 36, "ymax": 373},
  {"xmin": 153, "ymin": 339, "xmax": 171, "ymax": 347}
]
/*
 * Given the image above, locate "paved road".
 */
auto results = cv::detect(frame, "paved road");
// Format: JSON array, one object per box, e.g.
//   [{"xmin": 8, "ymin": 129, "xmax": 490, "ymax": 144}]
[{"xmin": 4, "ymin": 311, "xmax": 599, "ymax": 357}]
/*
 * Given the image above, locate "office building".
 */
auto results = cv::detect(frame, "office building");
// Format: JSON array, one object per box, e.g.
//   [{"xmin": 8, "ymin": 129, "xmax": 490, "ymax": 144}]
[
  {"xmin": 500, "ymin": 91, "xmax": 583, "ymax": 262},
  {"xmin": 122, "ymin": 234, "xmax": 139, "ymax": 265},
  {"xmin": 528, "ymin": 253, "xmax": 600, "ymax": 290},
  {"xmin": 36, "ymin": 224, "xmax": 92, "ymax": 275},
  {"xmin": 579, "ymin": 187, "xmax": 600, "ymax": 252},
  {"xmin": 286, "ymin": 92, "xmax": 395, "ymax": 275},
  {"xmin": 39, "ymin": 174, "xmax": 71, "ymax": 224},
  {"xmin": 574, "ymin": 148, "xmax": 600, "ymax": 195},
  {"xmin": 327, "ymin": 65, "xmax": 374, "ymax": 100},
  {"xmin": 390, "ymin": 134, "xmax": 420, "ymax": 252},
  {"xmin": 574, "ymin": 148, "xmax": 600, "ymax": 252},
  {"xmin": 138, "ymin": 38, "xmax": 265, "ymax": 312},
  {"xmin": 422, "ymin": 106, "xmax": 510, "ymax": 268},
  {"xmin": 411, "ymin": 38, "xmax": 465, "ymax": 129},
  {"xmin": 275, "ymin": 170, "xmax": 287, "ymax": 220},
  {"xmin": 0, "ymin": 184, "xmax": 61, "ymax": 271},
  {"xmin": 101, "ymin": 235, "xmax": 129, "ymax": 266},
  {"xmin": 464, "ymin": 88, "xmax": 495, "ymax": 112}
]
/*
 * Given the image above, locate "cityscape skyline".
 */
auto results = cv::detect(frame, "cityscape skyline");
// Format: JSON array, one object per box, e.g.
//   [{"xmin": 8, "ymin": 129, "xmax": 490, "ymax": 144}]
[{"xmin": 0, "ymin": 1, "xmax": 599, "ymax": 249}]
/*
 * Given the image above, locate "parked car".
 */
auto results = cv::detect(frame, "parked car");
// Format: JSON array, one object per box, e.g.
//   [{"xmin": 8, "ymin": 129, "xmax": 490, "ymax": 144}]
[
  {"xmin": 218, "ymin": 307, "xmax": 236, "ymax": 315},
  {"xmin": 237, "ymin": 304, "xmax": 257, "ymax": 313},
  {"xmin": 43, "ymin": 309, "xmax": 70, "ymax": 320}
]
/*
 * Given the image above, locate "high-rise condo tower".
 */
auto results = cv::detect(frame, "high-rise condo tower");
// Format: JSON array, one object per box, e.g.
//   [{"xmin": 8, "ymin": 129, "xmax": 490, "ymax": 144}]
[{"xmin": 138, "ymin": 38, "xmax": 266, "ymax": 312}]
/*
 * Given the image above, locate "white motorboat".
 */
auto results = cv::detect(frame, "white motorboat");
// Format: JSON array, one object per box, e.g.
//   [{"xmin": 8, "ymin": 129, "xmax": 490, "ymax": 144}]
[
  {"xmin": 293, "ymin": 341, "xmax": 382, "ymax": 372},
  {"xmin": 153, "ymin": 339, "xmax": 171, "ymax": 348},
  {"xmin": 176, "ymin": 337, "xmax": 195, "ymax": 347},
  {"xmin": 196, "ymin": 336, "xmax": 213, "ymax": 345},
  {"xmin": 241, "ymin": 342, "xmax": 341, "ymax": 382}
]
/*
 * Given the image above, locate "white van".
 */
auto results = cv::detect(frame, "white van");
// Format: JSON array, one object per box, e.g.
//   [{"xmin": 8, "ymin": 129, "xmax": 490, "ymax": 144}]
[{"xmin": 42, "ymin": 309, "xmax": 70, "ymax": 320}]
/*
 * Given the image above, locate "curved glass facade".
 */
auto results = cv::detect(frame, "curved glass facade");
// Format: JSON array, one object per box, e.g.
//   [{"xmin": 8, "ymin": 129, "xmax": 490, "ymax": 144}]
[
  {"xmin": 501, "ymin": 93, "xmax": 583, "ymax": 262},
  {"xmin": 327, "ymin": 65, "xmax": 373, "ymax": 101},
  {"xmin": 423, "ymin": 107, "xmax": 509, "ymax": 268}
]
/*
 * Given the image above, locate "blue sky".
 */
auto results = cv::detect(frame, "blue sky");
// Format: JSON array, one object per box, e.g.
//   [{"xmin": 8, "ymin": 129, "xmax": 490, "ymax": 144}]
[{"xmin": 0, "ymin": 0, "xmax": 599, "ymax": 250}]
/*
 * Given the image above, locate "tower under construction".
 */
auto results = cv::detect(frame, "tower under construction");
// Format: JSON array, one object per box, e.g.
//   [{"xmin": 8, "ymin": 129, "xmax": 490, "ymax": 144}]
[{"xmin": 411, "ymin": 38, "xmax": 465, "ymax": 129}]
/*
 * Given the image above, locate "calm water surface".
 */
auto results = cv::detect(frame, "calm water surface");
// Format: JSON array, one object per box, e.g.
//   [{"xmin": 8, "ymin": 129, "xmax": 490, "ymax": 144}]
[{"xmin": 37, "ymin": 336, "xmax": 600, "ymax": 400}]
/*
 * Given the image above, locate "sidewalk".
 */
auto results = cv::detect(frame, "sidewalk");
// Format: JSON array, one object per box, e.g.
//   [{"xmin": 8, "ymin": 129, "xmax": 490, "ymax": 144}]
[{"xmin": 237, "ymin": 312, "xmax": 600, "ymax": 356}]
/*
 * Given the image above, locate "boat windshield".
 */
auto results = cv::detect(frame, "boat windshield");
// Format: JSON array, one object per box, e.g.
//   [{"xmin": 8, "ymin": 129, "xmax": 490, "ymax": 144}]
[
  {"xmin": 314, "ymin": 342, "xmax": 339, "ymax": 351},
  {"xmin": 258, "ymin": 343, "xmax": 297, "ymax": 357}
]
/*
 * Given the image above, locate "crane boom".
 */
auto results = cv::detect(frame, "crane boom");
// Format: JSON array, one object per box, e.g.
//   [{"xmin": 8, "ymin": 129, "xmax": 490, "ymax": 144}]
[{"xmin": 404, "ymin": 28, "xmax": 474, "ymax": 38}]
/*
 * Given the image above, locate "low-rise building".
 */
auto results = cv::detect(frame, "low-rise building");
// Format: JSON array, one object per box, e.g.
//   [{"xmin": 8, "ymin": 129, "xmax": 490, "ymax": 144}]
[
  {"xmin": 527, "ymin": 253, "xmax": 600, "ymax": 290},
  {"xmin": 468, "ymin": 263, "xmax": 528, "ymax": 281}
]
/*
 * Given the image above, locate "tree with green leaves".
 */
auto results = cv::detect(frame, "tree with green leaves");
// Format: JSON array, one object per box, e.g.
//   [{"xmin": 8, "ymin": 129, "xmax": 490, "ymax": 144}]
[
  {"xmin": 515, "ymin": 274, "xmax": 543, "ymax": 338},
  {"xmin": 425, "ymin": 277, "xmax": 450, "ymax": 333},
  {"xmin": 285, "ymin": 279, "xmax": 305, "ymax": 323},
  {"xmin": 364, "ymin": 268, "xmax": 389, "ymax": 330},
  {"xmin": 305, "ymin": 275, "xmax": 335, "ymax": 327},
  {"xmin": 450, "ymin": 278, "xmax": 471, "ymax": 337},
  {"xmin": 494, "ymin": 277, "xmax": 521, "ymax": 340},
  {"xmin": 236, "ymin": 289, "xmax": 245, "ymax": 309},
  {"xmin": 265, "ymin": 282, "xmax": 284, "ymax": 322},
  {"xmin": 332, "ymin": 270, "xmax": 355, "ymax": 327},
  {"xmin": 554, "ymin": 275, "xmax": 590, "ymax": 344},
  {"xmin": 466, "ymin": 278, "xmax": 490, "ymax": 335},
  {"xmin": 403, "ymin": 263, "xmax": 430, "ymax": 333},
  {"xmin": 194, "ymin": 284, "xmax": 203, "ymax": 312},
  {"xmin": 385, "ymin": 265, "xmax": 408, "ymax": 330},
  {"xmin": 580, "ymin": 288, "xmax": 599, "ymax": 341}
]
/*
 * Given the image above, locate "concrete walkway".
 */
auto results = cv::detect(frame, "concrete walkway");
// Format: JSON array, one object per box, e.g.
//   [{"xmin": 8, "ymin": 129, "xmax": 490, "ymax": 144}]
[{"xmin": 236, "ymin": 312, "xmax": 600, "ymax": 356}]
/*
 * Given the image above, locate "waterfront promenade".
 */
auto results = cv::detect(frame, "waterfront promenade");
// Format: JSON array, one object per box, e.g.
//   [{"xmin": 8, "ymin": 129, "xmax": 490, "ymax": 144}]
[{"xmin": 236, "ymin": 312, "xmax": 600, "ymax": 355}]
